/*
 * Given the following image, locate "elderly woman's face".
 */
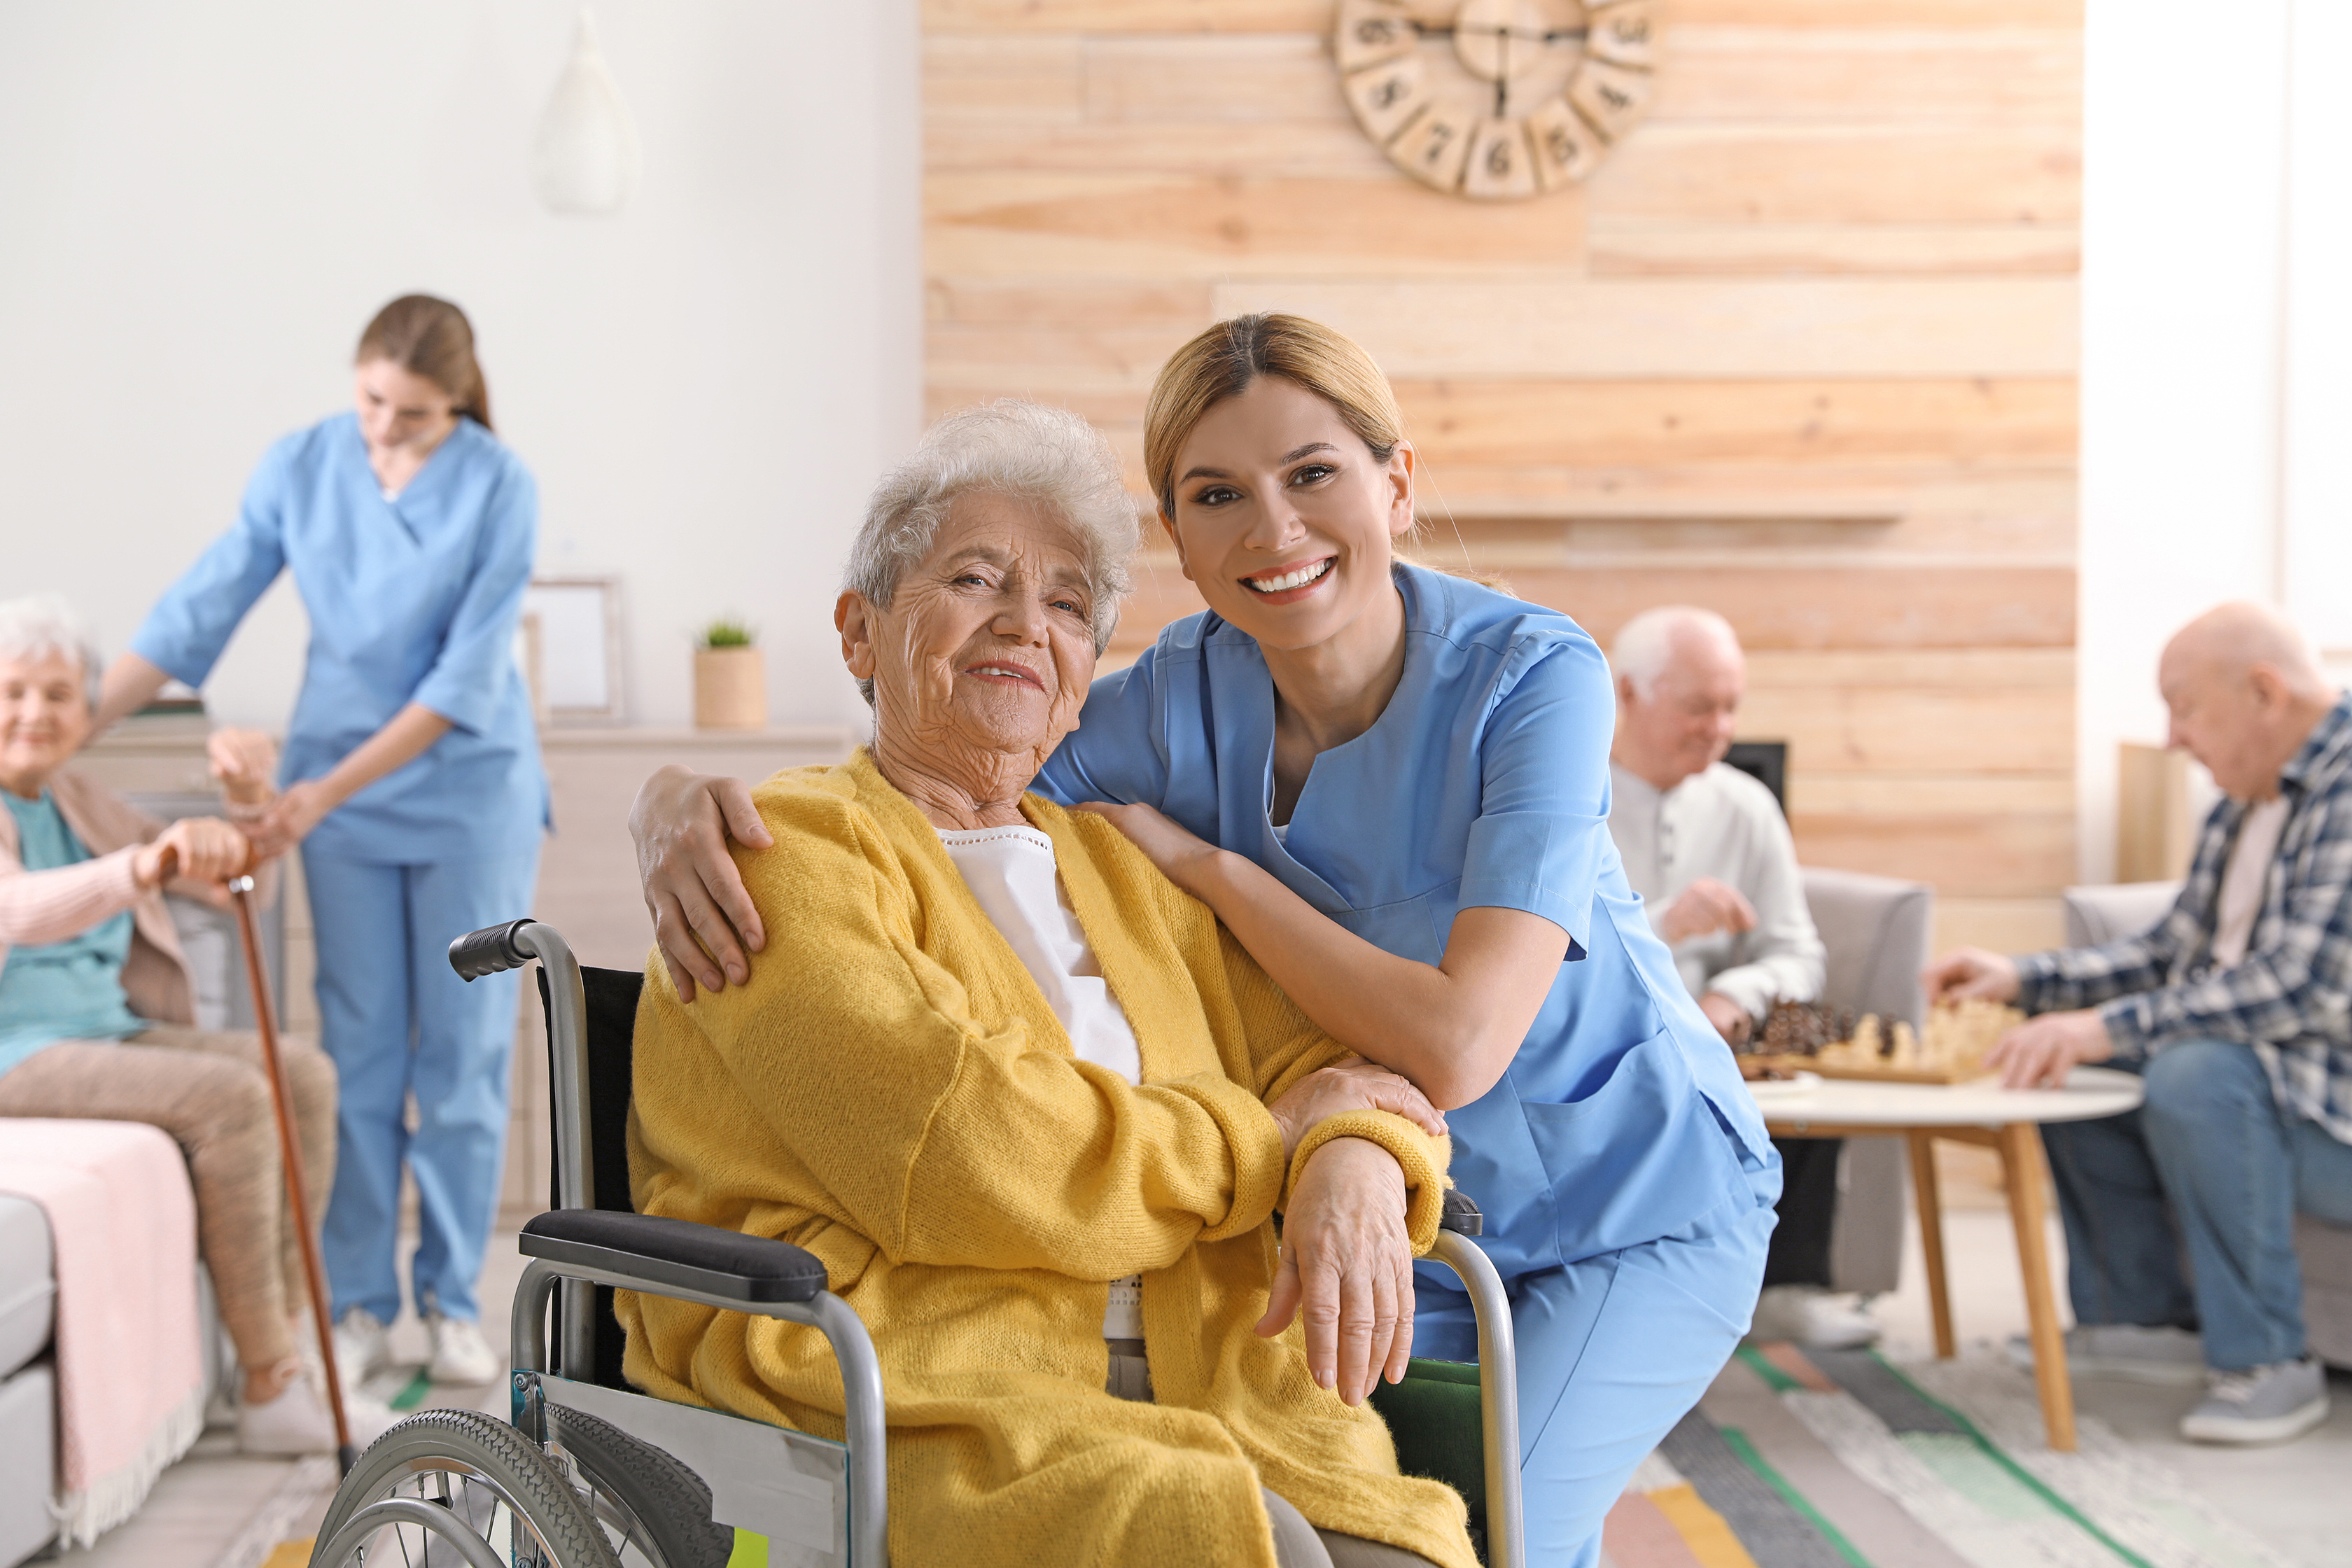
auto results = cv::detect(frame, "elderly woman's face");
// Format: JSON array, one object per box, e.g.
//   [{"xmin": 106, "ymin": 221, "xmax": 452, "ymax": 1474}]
[
  {"xmin": 841, "ymin": 492, "xmax": 1100, "ymax": 780},
  {"xmin": 0, "ymin": 653, "xmax": 91, "ymax": 797}
]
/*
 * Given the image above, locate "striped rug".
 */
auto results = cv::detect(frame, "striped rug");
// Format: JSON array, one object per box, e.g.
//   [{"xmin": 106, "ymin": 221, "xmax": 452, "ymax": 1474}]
[{"xmin": 1600, "ymin": 1347, "xmax": 2303, "ymax": 1568}]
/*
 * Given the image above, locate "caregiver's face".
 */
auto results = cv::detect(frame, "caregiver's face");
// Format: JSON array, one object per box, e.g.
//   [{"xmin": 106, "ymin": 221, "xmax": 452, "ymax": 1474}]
[
  {"xmin": 844, "ymin": 492, "xmax": 1099, "ymax": 780},
  {"xmin": 353, "ymin": 358, "xmax": 459, "ymax": 456},
  {"xmin": 0, "ymin": 652, "xmax": 90, "ymax": 798},
  {"xmin": 1163, "ymin": 374, "xmax": 1413, "ymax": 655}
]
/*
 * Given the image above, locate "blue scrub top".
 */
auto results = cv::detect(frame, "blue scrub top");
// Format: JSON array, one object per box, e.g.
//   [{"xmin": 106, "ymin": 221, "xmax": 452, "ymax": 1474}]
[
  {"xmin": 1036, "ymin": 563, "xmax": 1778, "ymax": 1281},
  {"xmin": 132, "ymin": 413, "xmax": 548, "ymax": 864}
]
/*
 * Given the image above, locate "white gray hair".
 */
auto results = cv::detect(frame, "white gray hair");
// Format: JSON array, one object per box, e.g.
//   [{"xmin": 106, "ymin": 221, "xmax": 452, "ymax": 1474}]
[
  {"xmin": 0, "ymin": 594, "xmax": 103, "ymax": 710},
  {"xmin": 842, "ymin": 400, "xmax": 1138, "ymax": 705},
  {"xmin": 1611, "ymin": 606, "xmax": 1741, "ymax": 701}
]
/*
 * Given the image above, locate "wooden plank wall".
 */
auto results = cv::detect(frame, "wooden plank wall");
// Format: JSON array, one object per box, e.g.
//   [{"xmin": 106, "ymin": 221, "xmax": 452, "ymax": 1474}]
[{"xmin": 923, "ymin": 0, "xmax": 2082, "ymax": 953}]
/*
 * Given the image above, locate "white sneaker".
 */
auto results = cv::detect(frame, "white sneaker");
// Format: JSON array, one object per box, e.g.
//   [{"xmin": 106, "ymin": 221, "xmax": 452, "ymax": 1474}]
[
  {"xmin": 332, "ymin": 1306, "xmax": 391, "ymax": 1393},
  {"xmin": 1748, "ymin": 1284, "xmax": 1882, "ymax": 1350},
  {"xmin": 2180, "ymin": 1357, "xmax": 2331, "ymax": 1445},
  {"xmin": 426, "ymin": 1313, "xmax": 500, "ymax": 1385},
  {"xmin": 237, "ymin": 1373, "xmax": 400, "ymax": 1456},
  {"xmin": 2003, "ymin": 1324, "xmax": 2206, "ymax": 1387}
]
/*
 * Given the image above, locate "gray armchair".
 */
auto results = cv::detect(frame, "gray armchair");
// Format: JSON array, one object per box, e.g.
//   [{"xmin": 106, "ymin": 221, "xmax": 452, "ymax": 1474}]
[
  {"xmin": 2063, "ymin": 881, "xmax": 2352, "ymax": 1369},
  {"xmin": 1801, "ymin": 867, "xmax": 1935, "ymax": 1296}
]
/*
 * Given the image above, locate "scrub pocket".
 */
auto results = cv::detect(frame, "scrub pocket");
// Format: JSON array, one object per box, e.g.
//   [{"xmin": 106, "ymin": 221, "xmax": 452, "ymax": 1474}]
[{"xmin": 1520, "ymin": 1027, "xmax": 1753, "ymax": 1266}]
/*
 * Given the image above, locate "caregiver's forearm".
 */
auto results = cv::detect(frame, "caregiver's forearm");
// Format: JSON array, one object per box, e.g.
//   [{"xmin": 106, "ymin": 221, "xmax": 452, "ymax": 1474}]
[
  {"xmin": 1193, "ymin": 850, "xmax": 1562, "ymax": 1111},
  {"xmin": 90, "ymin": 652, "xmax": 172, "ymax": 736},
  {"xmin": 313, "ymin": 702, "xmax": 453, "ymax": 808}
]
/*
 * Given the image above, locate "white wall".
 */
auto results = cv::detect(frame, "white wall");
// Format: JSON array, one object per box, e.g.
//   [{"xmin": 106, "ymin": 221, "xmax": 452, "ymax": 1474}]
[
  {"xmin": 2076, "ymin": 0, "xmax": 2350, "ymax": 881},
  {"xmin": 0, "ymin": 1, "xmax": 920, "ymax": 730}
]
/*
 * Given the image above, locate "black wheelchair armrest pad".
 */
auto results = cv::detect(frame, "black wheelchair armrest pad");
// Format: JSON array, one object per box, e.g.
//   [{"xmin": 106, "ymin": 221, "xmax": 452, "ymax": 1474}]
[
  {"xmin": 520, "ymin": 1210, "xmax": 828, "ymax": 1305},
  {"xmin": 1438, "ymin": 1188, "xmax": 1483, "ymax": 1236}
]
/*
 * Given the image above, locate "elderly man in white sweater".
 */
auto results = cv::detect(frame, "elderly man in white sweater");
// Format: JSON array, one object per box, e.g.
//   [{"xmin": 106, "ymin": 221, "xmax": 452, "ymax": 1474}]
[{"xmin": 1604, "ymin": 607, "xmax": 1874, "ymax": 1348}]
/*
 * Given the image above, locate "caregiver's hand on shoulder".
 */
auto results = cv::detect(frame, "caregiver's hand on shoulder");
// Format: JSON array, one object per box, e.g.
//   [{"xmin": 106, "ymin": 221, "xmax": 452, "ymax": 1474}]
[
  {"xmin": 1259, "ymin": 1137, "xmax": 1415, "ymax": 1406},
  {"xmin": 630, "ymin": 765, "xmax": 772, "ymax": 1000},
  {"xmin": 1071, "ymin": 800, "xmax": 1227, "ymax": 899},
  {"xmin": 134, "ymin": 816, "xmax": 251, "ymax": 896},
  {"xmin": 1267, "ymin": 1058, "xmax": 1447, "ymax": 1165}
]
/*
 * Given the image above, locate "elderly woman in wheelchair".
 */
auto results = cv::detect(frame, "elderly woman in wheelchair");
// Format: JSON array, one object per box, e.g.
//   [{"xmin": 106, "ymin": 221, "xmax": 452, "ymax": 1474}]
[
  {"xmin": 309, "ymin": 402, "xmax": 1511, "ymax": 1568},
  {"xmin": 617, "ymin": 401, "xmax": 1476, "ymax": 1568}
]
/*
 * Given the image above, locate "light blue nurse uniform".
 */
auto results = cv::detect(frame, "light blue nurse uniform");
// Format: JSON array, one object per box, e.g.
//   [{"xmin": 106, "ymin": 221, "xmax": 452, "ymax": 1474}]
[
  {"xmin": 1036, "ymin": 563, "xmax": 1780, "ymax": 1566},
  {"xmin": 132, "ymin": 411, "xmax": 547, "ymax": 1327}
]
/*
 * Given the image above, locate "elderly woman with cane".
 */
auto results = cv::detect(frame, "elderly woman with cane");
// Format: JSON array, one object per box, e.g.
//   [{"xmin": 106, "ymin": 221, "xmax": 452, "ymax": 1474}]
[{"xmin": 0, "ymin": 595, "xmax": 391, "ymax": 1453}]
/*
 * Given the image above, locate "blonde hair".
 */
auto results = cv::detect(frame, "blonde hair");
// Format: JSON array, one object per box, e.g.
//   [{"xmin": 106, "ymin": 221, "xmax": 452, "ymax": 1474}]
[{"xmin": 1142, "ymin": 314, "xmax": 1407, "ymax": 519}]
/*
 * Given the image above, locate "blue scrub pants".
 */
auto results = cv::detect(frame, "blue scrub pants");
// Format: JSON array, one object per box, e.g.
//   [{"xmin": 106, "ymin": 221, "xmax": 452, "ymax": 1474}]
[
  {"xmin": 1414, "ymin": 1156, "xmax": 1777, "ymax": 1568},
  {"xmin": 304, "ymin": 845, "xmax": 541, "ymax": 1326}
]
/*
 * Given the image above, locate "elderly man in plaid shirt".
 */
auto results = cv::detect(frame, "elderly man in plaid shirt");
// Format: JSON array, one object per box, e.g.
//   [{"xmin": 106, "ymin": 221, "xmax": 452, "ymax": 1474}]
[{"xmin": 1928, "ymin": 602, "xmax": 2351, "ymax": 1446}]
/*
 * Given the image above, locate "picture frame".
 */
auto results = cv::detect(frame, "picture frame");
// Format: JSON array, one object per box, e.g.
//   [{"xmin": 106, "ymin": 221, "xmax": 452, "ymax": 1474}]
[{"xmin": 521, "ymin": 576, "xmax": 626, "ymax": 725}]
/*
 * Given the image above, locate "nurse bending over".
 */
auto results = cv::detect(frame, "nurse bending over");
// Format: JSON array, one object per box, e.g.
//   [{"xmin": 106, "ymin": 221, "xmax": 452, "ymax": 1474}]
[
  {"xmin": 634, "ymin": 315, "xmax": 1779, "ymax": 1567},
  {"xmin": 95, "ymin": 295, "xmax": 548, "ymax": 1396}
]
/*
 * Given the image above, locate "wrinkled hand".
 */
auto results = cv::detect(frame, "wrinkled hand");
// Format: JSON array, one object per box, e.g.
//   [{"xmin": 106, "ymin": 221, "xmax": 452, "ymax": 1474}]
[
  {"xmin": 1071, "ymin": 800, "xmax": 1226, "ymax": 900},
  {"xmin": 1259, "ymin": 1137, "xmax": 1415, "ymax": 1406},
  {"xmin": 134, "ymin": 816, "xmax": 251, "ymax": 897},
  {"xmin": 241, "ymin": 779, "xmax": 332, "ymax": 863},
  {"xmin": 1659, "ymin": 877, "xmax": 1756, "ymax": 944},
  {"xmin": 1922, "ymin": 946, "xmax": 2022, "ymax": 1006},
  {"xmin": 206, "ymin": 728, "xmax": 278, "ymax": 806},
  {"xmin": 630, "ymin": 766, "xmax": 771, "ymax": 1000},
  {"xmin": 1983, "ymin": 1009, "xmax": 2113, "ymax": 1088},
  {"xmin": 1266, "ymin": 1058, "xmax": 1446, "ymax": 1166},
  {"xmin": 1700, "ymin": 991, "xmax": 1753, "ymax": 1047}
]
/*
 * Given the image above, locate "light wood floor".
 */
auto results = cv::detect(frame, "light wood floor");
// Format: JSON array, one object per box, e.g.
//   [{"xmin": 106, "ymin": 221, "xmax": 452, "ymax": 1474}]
[{"xmin": 64, "ymin": 1197, "xmax": 2352, "ymax": 1568}]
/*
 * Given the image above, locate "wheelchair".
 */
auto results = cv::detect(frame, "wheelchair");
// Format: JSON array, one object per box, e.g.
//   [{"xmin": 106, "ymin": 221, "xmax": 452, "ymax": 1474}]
[{"xmin": 307, "ymin": 919, "xmax": 1527, "ymax": 1568}]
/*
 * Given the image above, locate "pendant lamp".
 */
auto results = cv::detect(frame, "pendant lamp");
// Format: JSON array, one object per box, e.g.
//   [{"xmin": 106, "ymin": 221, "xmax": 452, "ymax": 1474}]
[{"xmin": 531, "ymin": 10, "xmax": 641, "ymax": 216}]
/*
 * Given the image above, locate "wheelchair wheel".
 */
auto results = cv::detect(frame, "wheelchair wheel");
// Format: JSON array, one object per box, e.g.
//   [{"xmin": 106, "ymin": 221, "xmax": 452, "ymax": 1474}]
[
  {"xmin": 309, "ymin": 1407, "xmax": 620, "ymax": 1568},
  {"xmin": 550, "ymin": 1404, "xmax": 736, "ymax": 1568}
]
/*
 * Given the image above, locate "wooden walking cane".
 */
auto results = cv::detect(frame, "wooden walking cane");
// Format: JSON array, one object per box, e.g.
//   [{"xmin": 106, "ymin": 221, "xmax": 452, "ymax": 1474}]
[{"xmin": 226, "ymin": 872, "xmax": 359, "ymax": 1476}]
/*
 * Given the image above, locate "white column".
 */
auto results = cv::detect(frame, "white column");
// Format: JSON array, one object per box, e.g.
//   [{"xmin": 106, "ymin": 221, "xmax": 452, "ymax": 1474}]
[{"xmin": 2076, "ymin": 0, "xmax": 2292, "ymax": 882}]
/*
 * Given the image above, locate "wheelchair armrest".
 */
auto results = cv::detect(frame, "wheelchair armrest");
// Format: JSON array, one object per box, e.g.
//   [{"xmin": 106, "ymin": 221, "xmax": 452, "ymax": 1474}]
[
  {"xmin": 519, "ymin": 1210, "xmax": 828, "ymax": 1305},
  {"xmin": 1439, "ymin": 1188, "xmax": 1482, "ymax": 1236}
]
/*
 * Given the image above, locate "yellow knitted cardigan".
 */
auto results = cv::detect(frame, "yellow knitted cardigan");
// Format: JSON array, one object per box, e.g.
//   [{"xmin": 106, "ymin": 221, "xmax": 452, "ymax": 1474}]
[{"xmin": 620, "ymin": 752, "xmax": 1475, "ymax": 1568}]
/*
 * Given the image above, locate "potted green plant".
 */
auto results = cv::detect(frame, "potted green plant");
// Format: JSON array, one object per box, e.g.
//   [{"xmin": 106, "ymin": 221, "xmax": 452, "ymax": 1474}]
[{"xmin": 692, "ymin": 617, "xmax": 764, "ymax": 729}]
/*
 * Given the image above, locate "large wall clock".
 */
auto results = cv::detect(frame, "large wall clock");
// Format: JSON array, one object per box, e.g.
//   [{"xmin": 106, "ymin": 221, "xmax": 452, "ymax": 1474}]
[{"xmin": 1334, "ymin": 0, "xmax": 1656, "ymax": 199}]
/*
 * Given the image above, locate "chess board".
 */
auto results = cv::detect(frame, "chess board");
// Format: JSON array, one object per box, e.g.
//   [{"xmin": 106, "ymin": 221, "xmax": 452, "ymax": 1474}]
[{"xmin": 1737, "ymin": 997, "xmax": 2027, "ymax": 1086}]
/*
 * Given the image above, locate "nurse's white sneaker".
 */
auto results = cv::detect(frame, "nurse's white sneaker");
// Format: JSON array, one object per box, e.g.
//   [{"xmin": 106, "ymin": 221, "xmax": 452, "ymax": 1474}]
[
  {"xmin": 427, "ymin": 1313, "xmax": 500, "ymax": 1385},
  {"xmin": 332, "ymin": 1306, "xmax": 391, "ymax": 1394},
  {"xmin": 2003, "ymin": 1323, "xmax": 2205, "ymax": 1386},
  {"xmin": 238, "ymin": 1373, "xmax": 398, "ymax": 1456},
  {"xmin": 1748, "ymin": 1285, "xmax": 1882, "ymax": 1350},
  {"xmin": 2180, "ymin": 1358, "xmax": 2330, "ymax": 1445}
]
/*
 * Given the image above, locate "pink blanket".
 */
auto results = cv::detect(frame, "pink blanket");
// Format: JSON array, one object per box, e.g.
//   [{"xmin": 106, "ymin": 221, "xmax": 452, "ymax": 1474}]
[{"xmin": 0, "ymin": 1119, "xmax": 204, "ymax": 1546}]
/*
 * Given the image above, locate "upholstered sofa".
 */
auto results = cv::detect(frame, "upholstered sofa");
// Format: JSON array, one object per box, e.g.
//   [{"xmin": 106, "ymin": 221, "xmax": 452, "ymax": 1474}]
[{"xmin": 2064, "ymin": 881, "xmax": 2352, "ymax": 1368}]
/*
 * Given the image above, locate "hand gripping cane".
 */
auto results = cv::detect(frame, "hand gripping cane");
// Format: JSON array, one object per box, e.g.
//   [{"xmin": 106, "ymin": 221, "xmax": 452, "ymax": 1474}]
[{"xmin": 226, "ymin": 872, "xmax": 359, "ymax": 1475}]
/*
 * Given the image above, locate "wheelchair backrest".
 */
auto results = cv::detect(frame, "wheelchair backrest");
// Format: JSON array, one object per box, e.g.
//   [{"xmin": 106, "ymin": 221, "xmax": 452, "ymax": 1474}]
[{"xmin": 536, "ymin": 963, "xmax": 647, "ymax": 1390}]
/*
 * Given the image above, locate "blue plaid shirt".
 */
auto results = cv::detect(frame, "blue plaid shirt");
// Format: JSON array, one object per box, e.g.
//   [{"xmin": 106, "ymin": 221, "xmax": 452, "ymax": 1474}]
[{"xmin": 2015, "ymin": 693, "xmax": 2352, "ymax": 1142}]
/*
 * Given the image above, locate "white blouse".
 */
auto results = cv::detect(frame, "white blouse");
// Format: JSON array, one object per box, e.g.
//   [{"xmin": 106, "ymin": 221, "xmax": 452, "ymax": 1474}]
[{"xmin": 937, "ymin": 824, "xmax": 1145, "ymax": 1339}]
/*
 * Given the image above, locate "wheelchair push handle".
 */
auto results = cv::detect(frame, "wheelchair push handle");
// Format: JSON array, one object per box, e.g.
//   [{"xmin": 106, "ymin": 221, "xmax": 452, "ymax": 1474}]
[{"xmin": 449, "ymin": 919, "xmax": 540, "ymax": 981}]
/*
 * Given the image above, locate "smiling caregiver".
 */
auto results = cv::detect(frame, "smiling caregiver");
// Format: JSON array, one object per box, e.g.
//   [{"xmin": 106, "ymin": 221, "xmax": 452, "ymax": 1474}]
[{"xmin": 634, "ymin": 314, "xmax": 1780, "ymax": 1566}]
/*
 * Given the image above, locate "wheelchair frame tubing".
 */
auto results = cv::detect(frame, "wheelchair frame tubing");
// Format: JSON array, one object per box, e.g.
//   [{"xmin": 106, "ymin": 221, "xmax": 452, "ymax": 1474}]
[
  {"xmin": 1427, "ymin": 1230, "xmax": 1525, "ymax": 1568},
  {"xmin": 510, "ymin": 922, "xmax": 601, "ymax": 1374},
  {"xmin": 512, "ymin": 1255, "xmax": 890, "ymax": 1567}
]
